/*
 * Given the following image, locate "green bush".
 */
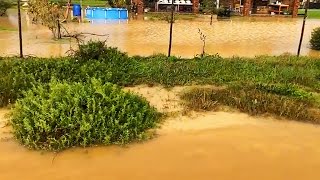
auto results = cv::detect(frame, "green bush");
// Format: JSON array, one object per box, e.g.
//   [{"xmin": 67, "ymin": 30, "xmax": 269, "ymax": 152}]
[
  {"xmin": 11, "ymin": 79, "xmax": 160, "ymax": 151},
  {"xmin": 71, "ymin": 40, "xmax": 127, "ymax": 61},
  {"xmin": 200, "ymin": 0, "xmax": 216, "ymax": 13},
  {"xmin": 0, "ymin": 57, "xmax": 80, "ymax": 107},
  {"xmin": 0, "ymin": 0, "xmax": 12, "ymax": 16},
  {"xmin": 0, "ymin": 49, "xmax": 136, "ymax": 107},
  {"xmin": 310, "ymin": 27, "xmax": 320, "ymax": 50}
]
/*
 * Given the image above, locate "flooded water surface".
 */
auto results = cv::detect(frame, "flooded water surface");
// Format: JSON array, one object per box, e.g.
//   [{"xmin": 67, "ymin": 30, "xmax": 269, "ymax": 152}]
[
  {"xmin": 1, "ymin": 10, "xmax": 320, "ymax": 180},
  {"xmin": 1, "ymin": 9, "xmax": 320, "ymax": 57},
  {"xmin": 2, "ymin": 111, "xmax": 320, "ymax": 180},
  {"xmin": 2, "ymin": 86, "xmax": 320, "ymax": 180}
]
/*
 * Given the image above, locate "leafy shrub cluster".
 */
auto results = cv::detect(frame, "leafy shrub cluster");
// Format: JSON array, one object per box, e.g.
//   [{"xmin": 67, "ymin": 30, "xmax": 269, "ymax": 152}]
[
  {"xmin": 11, "ymin": 79, "xmax": 160, "ymax": 150},
  {"xmin": 310, "ymin": 27, "xmax": 320, "ymax": 50},
  {"xmin": 70, "ymin": 40, "xmax": 127, "ymax": 61},
  {"xmin": 0, "ymin": 0, "xmax": 12, "ymax": 16},
  {"xmin": 181, "ymin": 86, "xmax": 320, "ymax": 123}
]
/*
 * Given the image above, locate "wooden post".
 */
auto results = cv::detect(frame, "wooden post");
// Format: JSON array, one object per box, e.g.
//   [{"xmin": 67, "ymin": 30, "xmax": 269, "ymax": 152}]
[
  {"xmin": 297, "ymin": 0, "xmax": 309, "ymax": 57},
  {"xmin": 168, "ymin": 0, "xmax": 174, "ymax": 57},
  {"xmin": 17, "ymin": 0, "xmax": 23, "ymax": 58}
]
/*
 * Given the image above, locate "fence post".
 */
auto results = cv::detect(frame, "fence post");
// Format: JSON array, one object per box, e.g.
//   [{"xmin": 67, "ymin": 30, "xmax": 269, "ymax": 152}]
[
  {"xmin": 297, "ymin": 0, "xmax": 310, "ymax": 57},
  {"xmin": 168, "ymin": 0, "xmax": 174, "ymax": 57},
  {"xmin": 17, "ymin": 0, "xmax": 23, "ymax": 58}
]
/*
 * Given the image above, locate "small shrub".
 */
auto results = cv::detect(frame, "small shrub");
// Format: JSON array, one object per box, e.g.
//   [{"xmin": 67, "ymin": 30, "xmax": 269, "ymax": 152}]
[
  {"xmin": 70, "ymin": 40, "xmax": 127, "ymax": 61},
  {"xmin": 11, "ymin": 79, "xmax": 160, "ymax": 151},
  {"xmin": 310, "ymin": 27, "xmax": 320, "ymax": 50}
]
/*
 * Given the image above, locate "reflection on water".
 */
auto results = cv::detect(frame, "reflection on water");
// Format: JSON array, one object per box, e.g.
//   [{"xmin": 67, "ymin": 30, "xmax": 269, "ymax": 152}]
[
  {"xmin": 88, "ymin": 19, "xmax": 129, "ymax": 24},
  {"xmin": 0, "ymin": 9, "xmax": 320, "ymax": 57}
]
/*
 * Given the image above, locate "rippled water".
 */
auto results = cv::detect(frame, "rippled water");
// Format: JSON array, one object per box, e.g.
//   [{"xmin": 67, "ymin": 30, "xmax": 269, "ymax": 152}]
[
  {"xmin": 1, "ymin": 9, "xmax": 320, "ymax": 57},
  {"xmin": 2, "ymin": 85, "xmax": 320, "ymax": 180},
  {"xmin": 2, "ymin": 109, "xmax": 320, "ymax": 180}
]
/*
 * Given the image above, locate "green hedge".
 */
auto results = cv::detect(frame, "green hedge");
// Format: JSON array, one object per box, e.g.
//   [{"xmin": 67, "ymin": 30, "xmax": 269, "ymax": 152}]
[
  {"xmin": 11, "ymin": 79, "xmax": 160, "ymax": 150},
  {"xmin": 0, "ymin": 45, "xmax": 319, "ymax": 107}
]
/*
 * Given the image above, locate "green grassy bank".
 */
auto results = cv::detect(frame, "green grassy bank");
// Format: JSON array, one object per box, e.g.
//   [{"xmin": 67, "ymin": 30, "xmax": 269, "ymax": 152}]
[{"xmin": 1, "ymin": 41, "xmax": 320, "ymax": 150}]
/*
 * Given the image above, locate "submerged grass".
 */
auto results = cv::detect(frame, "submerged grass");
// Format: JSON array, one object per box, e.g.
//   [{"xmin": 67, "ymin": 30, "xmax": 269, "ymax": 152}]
[
  {"xmin": 0, "ymin": 25, "xmax": 16, "ymax": 31},
  {"xmin": 181, "ymin": 85, "xmax": 320, "ymax": 123}
]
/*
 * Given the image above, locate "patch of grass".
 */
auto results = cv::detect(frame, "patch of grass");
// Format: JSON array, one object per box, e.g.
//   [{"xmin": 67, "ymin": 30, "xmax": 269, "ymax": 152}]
[
  {"xmin": 134, "ymin": 55, "xmax": 320, "ymax": 90},
  {"xmin": 181, "ymin": 85, "xmax": 320, "ymax": 123},
  {"xmin": 11, "ymin": 79, "xmax": 160, "ymax": 151},
  {"xmin": 241, "ymin": 83, "xmax": 313, "ymax": 101},
  {"xmin": 298, "ymin": 9, "xmax": 320, "ymax": 19},
  {"xmin": 0, "ymin": 41, "xmax": 320, "ymax": 108},
  {"xmin": 0, "ymin": 26, "xmax": 16, "ymax": 31}
]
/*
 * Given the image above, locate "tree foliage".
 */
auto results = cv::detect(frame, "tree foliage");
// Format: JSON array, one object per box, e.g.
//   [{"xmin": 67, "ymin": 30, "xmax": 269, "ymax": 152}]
[
  {"xmin": 0, "ymin": 0, "xmax": 12, "ymax": 16},
  {"xmin": 28, "ymin": 0, "xmax": 64, "ymax": 38},
  {"xmin": 108, "ymin": 0, "xmax": 129, "ymax": 8}
]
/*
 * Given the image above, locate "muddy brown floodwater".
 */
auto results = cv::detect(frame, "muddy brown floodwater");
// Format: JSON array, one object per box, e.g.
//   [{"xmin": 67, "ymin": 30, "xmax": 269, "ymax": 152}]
[
  {"xmin": 1, "ymin": 86, "xmax": 320, "ymax": 180},
  {"xmin": 1, "ymin": 9, "xmax": 320, "ymax": 57}
]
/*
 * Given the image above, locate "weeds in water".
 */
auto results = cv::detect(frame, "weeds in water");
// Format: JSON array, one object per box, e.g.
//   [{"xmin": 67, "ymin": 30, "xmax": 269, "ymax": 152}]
[
  {"xmin": 197, "ymin": 28, "xmax": 207, "ymax": 57},
  {"xmin": 181, "ymin": 86, "xmax": 320, "ymax": 123}
]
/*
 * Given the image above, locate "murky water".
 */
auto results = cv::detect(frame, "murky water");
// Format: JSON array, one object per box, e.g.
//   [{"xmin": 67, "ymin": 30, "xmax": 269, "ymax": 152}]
[
  {"xmin": 2, "ymin": 110, "xmax": 320, "ymax": 180},
  {"xmin": 1, "ymin": 86, "xmax": 320, "ymax": 180},
  {"xmin": 1, "ymin": 9, "xmax": 320, "ymax": 57}
]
